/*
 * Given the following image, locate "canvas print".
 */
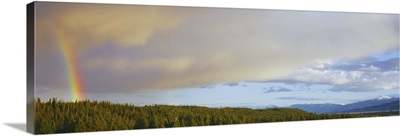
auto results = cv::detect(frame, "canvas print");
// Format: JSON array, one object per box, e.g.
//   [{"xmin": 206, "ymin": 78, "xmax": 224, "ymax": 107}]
[{"xmin": 27, "ymin": 1, "xmax": 400, "ymax": 134}]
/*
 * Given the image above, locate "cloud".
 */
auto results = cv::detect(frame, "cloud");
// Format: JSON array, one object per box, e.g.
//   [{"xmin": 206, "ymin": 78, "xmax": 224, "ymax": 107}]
[
  {"xmin": 359, "ymin": 65, "xmax": 381, "ymax": 71},
  {"xmin": 332, "ymin": 58, "xmax": 399, "ymax": 71},
  {"xmin": 276, "ymin": 96, "xmax": 332, "ymax": 101},
  {"xmin": 198, "ymin": 85, "xmax": 216, "ymax": 89},
  {"xmin": 283, "ymin": 58, "xmax": 399, "ymax": 92},
  {"xmin": 35, "ymin": 2, "xmax": 189, "ymax": 53},
  {"xmin": 35, "ymin": 2, "xmax": 399, "ymax": 94},
  {"xmin": 223, "ymin": 83, "xmax": 241, "ymax": 87},
  {"xmin": 263, "ymin": 87, "xmax": 296, "ymax": 93},
  {"xmin": 327, "ymin": 71, "xmax": 399, "ymax": 92}
]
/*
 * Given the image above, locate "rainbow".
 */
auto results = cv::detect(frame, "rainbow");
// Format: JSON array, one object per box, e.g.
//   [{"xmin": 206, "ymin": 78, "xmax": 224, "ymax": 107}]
[{"xmin": 56, "ymin": 30, "xmax": 85, "ymax": 101}]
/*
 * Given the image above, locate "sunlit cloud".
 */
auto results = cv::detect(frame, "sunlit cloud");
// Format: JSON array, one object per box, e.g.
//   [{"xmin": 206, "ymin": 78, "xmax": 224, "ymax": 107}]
[{"xmin": 283, "ymin": 58, "xmax": 399, "ymax": 92}]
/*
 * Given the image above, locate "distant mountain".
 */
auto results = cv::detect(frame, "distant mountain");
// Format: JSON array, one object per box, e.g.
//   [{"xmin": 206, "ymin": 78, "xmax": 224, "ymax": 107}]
[
  {"xmin": 246, "ymin": 104, "xmax": 278, "ymax": 109},
  {"xmin": 338, "ymin": 100, "xmax": 399, "ymax": 113},
  {"xmin": 334, "ymin": 96, "xmax": 399, "ymax": 112},
  {"xmin": 290, "ymin": 103, "xmax": 342, "ymax": 113},
  {"xmin": 289, "ymin": 96, "xmax": 399, "ymax": 114}
]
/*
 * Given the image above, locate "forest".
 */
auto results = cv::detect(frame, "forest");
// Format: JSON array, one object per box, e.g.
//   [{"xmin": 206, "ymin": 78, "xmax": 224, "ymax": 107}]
[{"xmin": 34, "ymin": 97, "xmax": 396, "ymax": 134}]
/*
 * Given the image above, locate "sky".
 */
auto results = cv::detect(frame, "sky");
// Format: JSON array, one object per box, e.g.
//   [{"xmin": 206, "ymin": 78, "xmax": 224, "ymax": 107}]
[{"xmin": 34, "ymin": 2, "xmax": 399, "ymax": 107}]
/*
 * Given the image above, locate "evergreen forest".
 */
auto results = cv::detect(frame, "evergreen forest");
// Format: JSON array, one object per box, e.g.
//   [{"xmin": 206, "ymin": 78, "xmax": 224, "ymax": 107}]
[{"xmin": 34, "ymin": 98, "xmax": 397, "ymax": 134}]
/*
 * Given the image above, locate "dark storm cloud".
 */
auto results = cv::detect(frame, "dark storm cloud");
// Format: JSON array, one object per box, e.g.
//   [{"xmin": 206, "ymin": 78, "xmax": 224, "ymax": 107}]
[{"xmin": 35, "ymin": 2, "xmax": 399, "ymax": 95}]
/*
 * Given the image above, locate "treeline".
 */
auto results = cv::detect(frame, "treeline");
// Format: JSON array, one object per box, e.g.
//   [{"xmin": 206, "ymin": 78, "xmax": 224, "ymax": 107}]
[{"xmin": 34, "ymin": 98, "xmax": 384, "ymax": 134}]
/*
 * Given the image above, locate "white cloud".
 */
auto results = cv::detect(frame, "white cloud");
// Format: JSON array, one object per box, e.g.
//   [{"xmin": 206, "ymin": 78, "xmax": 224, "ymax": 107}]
[
  {"xmin": 285, "ymin": 59, "xmax": 399, "ymax": 92},
  {"xmin": 360, "ymin": 65, "xmax": 381, "ymax": 71}
]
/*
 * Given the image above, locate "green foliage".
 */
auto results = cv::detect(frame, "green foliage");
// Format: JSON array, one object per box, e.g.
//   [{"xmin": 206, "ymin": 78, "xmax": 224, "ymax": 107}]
[{"xmin": 34, "ymin": 97, "xmax": 394, "ymax": 134}]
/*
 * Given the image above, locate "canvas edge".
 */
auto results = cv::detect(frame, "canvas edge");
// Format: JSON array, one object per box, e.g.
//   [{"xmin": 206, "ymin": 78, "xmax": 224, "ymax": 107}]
[
  {"xmin": 27, "ymin": 1, "xmax": 36, "ymax": 134},
  {"xmin": 23, "ymin": 1, "xmax": 400, "ymax": 135}
]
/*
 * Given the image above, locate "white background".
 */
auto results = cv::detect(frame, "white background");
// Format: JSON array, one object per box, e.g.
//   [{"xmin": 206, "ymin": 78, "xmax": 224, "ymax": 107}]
[{"xmin": 0, "ymin": 0, "xmax": 399, "ymax": 136}]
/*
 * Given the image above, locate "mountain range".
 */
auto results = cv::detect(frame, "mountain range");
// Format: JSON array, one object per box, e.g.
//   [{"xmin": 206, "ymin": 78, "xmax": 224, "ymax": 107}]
[
  {"xmin": 289, "ymin": 96, "xmax": 399, "ymax": 114},
  {"xmin": 339, "ymin": 100, "xmax": 399, "ymax": 113}
]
